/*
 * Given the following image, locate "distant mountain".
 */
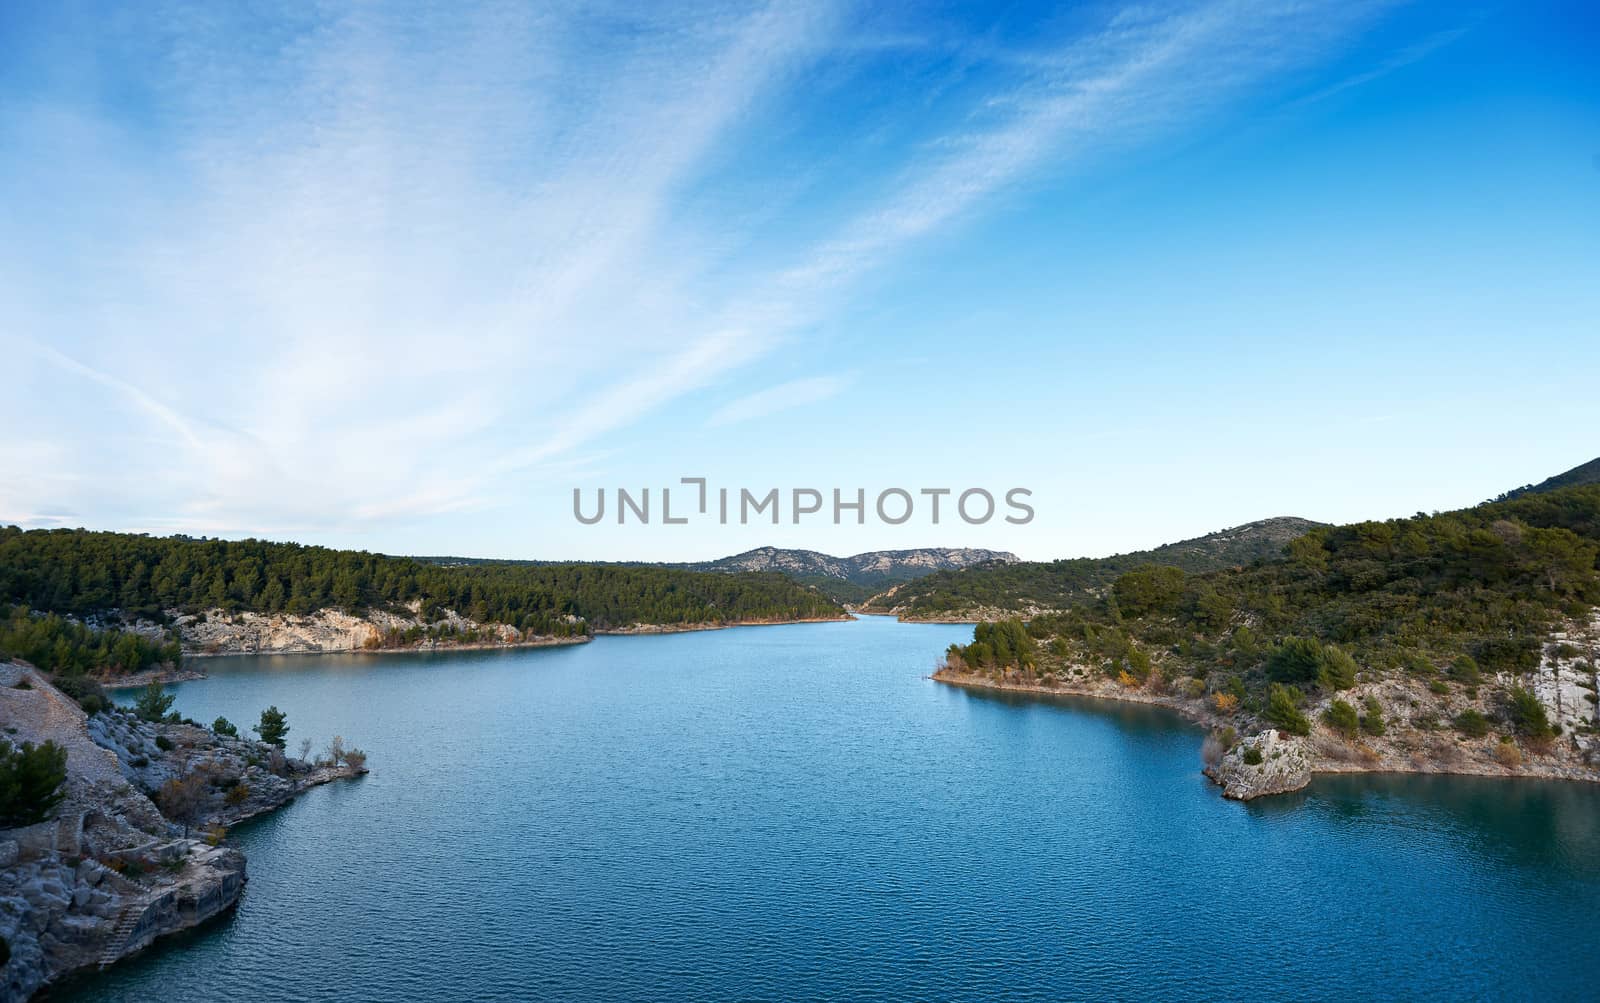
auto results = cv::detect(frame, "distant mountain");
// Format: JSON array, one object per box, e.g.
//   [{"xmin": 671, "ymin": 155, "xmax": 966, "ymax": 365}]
[
  {"xmin": 681, "ymin": 547, "xmax": 1017, "ymax": 603},
  {"xmin": 1494, "ymin": 456, "xmax": 1600, "ymax": 502},
  {"xmin": 860, "ymin": 517, "xmax": 1325, "ymax": 620}
]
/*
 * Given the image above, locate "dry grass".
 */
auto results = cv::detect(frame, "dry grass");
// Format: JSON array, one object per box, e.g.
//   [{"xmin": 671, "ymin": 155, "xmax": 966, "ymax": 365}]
[{"xmin": 1493, "ymin": 741, "xmax": 1523, "ymax": 768}]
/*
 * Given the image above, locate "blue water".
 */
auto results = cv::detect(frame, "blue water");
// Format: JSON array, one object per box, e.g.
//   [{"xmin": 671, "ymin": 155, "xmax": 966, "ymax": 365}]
[{"xmin": 68, "ymin": 616, "xmax": 1600, "ymax": 1000}]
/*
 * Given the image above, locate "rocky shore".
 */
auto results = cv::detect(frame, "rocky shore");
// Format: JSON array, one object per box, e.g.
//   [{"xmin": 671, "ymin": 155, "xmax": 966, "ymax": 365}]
[
  {"xmin": 174, "ymin": 605, "xmax": 588, "ymax": 658},
  {"xmin": 932, "ymin": 663, "xmax": 1600, "ymax": 801},
  {"xmin": 0, "ymin": 662, "xmax": 365, "ymax": 999}
]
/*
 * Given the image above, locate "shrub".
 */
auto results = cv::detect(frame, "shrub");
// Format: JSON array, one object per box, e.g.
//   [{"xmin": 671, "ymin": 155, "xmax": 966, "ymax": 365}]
[
  {"xmin": 1116, "ymin": 670, "xmax": 1138, "ymax": 688},
  {"xmin": 1493, "ymin": 738, "xmax": 1523, "ymax": 768},
  {"xmin": 50, "ymin": 674, "xmax": 109, "ymax": 715},
  {"xmin": 342, "ymin": 747, "xmax": 368, "ymax": 772},
  {"xmin": 1401, "ymin": 651, "xmax": 1437, "ymax": 677},
  {"xmin": 1454, "ymin": 709, "xmax": 1490, "ymax": 738},
  {"xmin": 1265, "ymin": 684, "xmax": 1311, "ymax": 736},
  {"xmin": 1318, "ymin": 646, "xmax": 1359, "ymax": 690},
  {"xmin": 203, "ymin": 823, "xmax": 228, "ymax": 846},
  {"xmin": 1428, "ymin": 679, "xmax": 1450, "ymax": 695},
  {"xmin": 1213, "ymin": 692, "xmax": 1239, "ymax": 714},
  {"xmin": 1448, "ymin": 655, "xmax": 1481, "ymax": 686},
  {"xmin": 0, "ymin": 739, "xmax": 68, "ymax": 827},
  {"xmin": 1323, "ymin": 699, "xmax": 1359, "ymax": 738},
  {"xmin": 156, "ymin": 773, "xmax": 209, "ymax": 836},
  {"xmin": 154, "ymin": 735, "xmax": 174, "ymax": 752},
  {"xmin": 1360, "ymin": 696, "xmax": 1386, "ymax": 737},
  {"xmin": 1242, "ymin": 746, "xmax": 1264, "ymax": 766},
  {"xmin": 223, "ymin": 783, "xmax": 251, "ymax": 806},
  {"xmin": 212, "ymin": 717, "xmax": 238, "ymax": 738},
  {"xmin": 1506, "ymin": 687, "xmax": 1554, "ymax": 741}
]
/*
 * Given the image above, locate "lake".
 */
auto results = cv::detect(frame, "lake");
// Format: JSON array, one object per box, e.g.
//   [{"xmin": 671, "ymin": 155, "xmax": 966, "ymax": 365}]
[{"xmin": 69, "ymin": 615, "xmax": 1600, "ymax": 1000}]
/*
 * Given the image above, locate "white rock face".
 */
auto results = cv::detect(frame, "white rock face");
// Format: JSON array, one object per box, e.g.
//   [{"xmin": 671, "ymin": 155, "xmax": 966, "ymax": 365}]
[
  {"xmin": 1207, "ymin": 729, "xmax": 1313, "ymax": 800},
  {"xmin": 1529, "ymin": 611, "xmax": 1599, "ymax": 735},
  {"xmin": 691, "ymin": 547, "xmax": 1018, "ymax": 581},
  {"xmin": 176, "ymin": 605, "xmax": 528, "ymax": 655}
]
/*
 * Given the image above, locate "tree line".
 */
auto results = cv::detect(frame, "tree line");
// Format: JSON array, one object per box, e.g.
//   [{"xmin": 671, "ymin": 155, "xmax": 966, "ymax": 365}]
[{"xmin": 0, "ymin": 526, "xmax": 841, "ymax": 638}]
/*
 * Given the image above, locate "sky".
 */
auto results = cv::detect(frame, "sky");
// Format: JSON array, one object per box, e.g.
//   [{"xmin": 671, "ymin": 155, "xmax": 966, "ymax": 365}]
[{"xmin": 2, "ymin": 0, "xmax": 1597, "ymax": 563}]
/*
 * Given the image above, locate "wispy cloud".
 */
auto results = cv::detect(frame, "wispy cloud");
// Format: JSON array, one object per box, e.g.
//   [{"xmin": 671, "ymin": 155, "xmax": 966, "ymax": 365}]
[
  {"xmin": 1288, "ymin": 20, "xmax": 1478, "ymax": 108},
  {"xmin": 1, "ymin": 0, "xmax": 1405, "ymax": 542},
  {"xmin": 706, "ymin": 373, "xmax": 857, "ymax": 428}
]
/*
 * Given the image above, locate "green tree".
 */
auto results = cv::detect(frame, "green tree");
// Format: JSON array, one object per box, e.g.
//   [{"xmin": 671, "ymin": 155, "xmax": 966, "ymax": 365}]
[
  {"xmin": 1265, "ymin": 684, "xmax": 1311, "ymax": 736},
  {"xmin": 212, "ymin": 717, "xmax": 238, "ymax": 738},
  {"xmin": 0, "ymin": 739, "xmax": 68, "ymax": 826},
  {"xmin": 133, "ymin": 681, "xmax": 176, "ymax": 722},
  {"xmin": 253, "ymin": 706, "xmax": 290, "ymax": 748},
  {"xmin": 1266, "ymin": 637, "xmax": 1324, "ymax": 685},
  {"xmin": 1112, "ymin": 565, "xmax": 1186, "ymax": 616}
]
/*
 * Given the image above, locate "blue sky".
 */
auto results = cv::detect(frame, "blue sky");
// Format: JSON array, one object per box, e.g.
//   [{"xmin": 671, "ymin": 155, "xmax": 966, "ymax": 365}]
[{"xmin": 2, "ymin": 0, "xmax": 1597, "ymax": 562}]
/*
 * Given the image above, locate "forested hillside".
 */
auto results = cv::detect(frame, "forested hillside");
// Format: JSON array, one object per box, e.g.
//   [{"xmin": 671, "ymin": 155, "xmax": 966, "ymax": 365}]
[
  {"xmin": 0, "ymin": 527, "xmax": 843, "ymax": 669},
  {"xmin": 944, "ymin": 485, "xmax": 1600, "ymax": 764},
  {"xmin": 864, "ymin": 517, "xmax": 1323, "ymax": 618}
]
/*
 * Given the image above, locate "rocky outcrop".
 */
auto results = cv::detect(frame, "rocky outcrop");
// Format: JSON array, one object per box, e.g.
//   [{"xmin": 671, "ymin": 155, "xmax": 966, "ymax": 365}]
[
  {"xmin": 1204, "ymin": 730, "xmax": 1313, "ymax": 800},
  {"xmin": 0, "ymin": 662, "xmax": 364, "ymax": 999},
  {"xmin": 175, "ymin": 604, "xmax": 587, "ymax": 657},
  {"xmin": 932, "ymin": 654, "xmax": 1600, "ymax": 799}
]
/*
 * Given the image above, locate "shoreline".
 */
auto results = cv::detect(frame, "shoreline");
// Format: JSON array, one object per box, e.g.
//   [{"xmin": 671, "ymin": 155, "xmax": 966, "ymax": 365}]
[
  {"xmin": 104, "ymin": 616, "xmax": 855, "ymax": 686},
  {"xmin": 101, "ymin": 635, "xmax": 593, "ymax": 687},
  {"xmin": 858, "ymin": 610, "xmax": 978, "ymax": 623},
  {"xmin": 930, "ymin": 667, "xmax": 1600, "ymax": 790},
  {"xmin": 594, "ymin": 615, "xmax": 853, "ymax": 635},
  {"xmin": 186, "ymin": 633, "xmax": 592, "ymax": 659}
]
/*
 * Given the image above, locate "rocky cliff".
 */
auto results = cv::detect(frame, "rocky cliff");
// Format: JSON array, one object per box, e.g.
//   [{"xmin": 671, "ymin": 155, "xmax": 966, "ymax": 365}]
[
  {"xmin": 0, "ymin": 662, "xmax": 363, "ymax": 999},
  {"xmin": 174, "ymin": 604, "xmax": 586, "ymax": 657},
  {"xmin": 685, "ymin": 547, "xmax": 1017, "ymax": 585}
]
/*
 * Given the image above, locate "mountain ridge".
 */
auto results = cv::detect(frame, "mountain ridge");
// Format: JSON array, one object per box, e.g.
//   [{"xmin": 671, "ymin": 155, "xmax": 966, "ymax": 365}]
[
  {"xmin": 861, "ymin": 516, "xmax": 1326, "ymax": 619},
  {"xmin": 414, "ymin": 546, "xmax": 1018, "ymax": 604},
  {"xmin": 1494, "ymin": 455, "xmax": 1600, "ymax": 502}
]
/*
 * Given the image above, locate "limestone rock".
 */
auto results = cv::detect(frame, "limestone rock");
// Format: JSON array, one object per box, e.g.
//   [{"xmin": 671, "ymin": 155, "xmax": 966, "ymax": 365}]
[{"xmin": 1206, "ymin": 729, "xmax": 1313, "ymax": 800}]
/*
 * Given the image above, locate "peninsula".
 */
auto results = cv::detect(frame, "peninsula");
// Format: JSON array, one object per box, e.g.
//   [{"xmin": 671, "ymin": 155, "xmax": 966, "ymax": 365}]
[
  {"xmin": 0, "ymin": 663, "xmax": 366, "ymax": 999},
  {"xmin": 930, "ymin": 472, "xmax": 1600, "ymax": 799}
]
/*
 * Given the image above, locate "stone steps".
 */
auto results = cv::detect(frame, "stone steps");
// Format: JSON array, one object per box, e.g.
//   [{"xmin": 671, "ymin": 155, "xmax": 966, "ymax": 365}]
[{"xmin": 98, "ymin": 899, "xmax": 149, "ymax": 968}]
